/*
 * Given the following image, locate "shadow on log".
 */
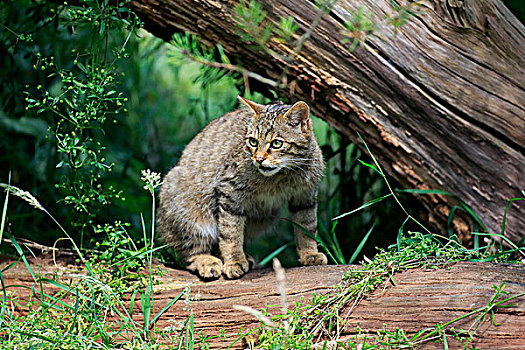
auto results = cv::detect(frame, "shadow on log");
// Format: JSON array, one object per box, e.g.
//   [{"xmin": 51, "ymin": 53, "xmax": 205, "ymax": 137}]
[
  {"xmin": 2, "ymin": 255, "xmax": 524, "ymax": 348},
  {"xmin": 128, "ymin": 0, "xmax": 525, "ymax": 245}
]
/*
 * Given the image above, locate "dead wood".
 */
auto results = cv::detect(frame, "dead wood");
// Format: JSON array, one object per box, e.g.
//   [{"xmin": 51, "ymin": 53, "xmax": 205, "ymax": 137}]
[
  {"xmin": 2, "ymin": 255, "xmax": 524, "ymax": 348},
  {"xmin": 127, "ymin": 0, "xmax": 525, "ymax": 245}
]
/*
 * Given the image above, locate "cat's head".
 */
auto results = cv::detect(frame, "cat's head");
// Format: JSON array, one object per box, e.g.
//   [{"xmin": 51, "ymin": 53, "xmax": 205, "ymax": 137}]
[{"xmin": 238, "ymin": 96, "xmax": 314, "ymax": 177}]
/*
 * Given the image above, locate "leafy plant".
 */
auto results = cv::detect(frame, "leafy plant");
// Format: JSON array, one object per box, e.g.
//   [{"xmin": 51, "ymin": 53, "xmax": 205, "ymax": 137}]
[
  {"xmin": 242, "ymin": 231, "xmax": 523, "ymax": 349},
  {"xmin": 234, "ymin": 0, "xmax": 274, "ymax": 47},
  {"xmin": 23, "ymin": 1, "xmax": 140, "ymax": 236},
  {"xmin": 274, "ymin": 16, "xmax": 299, "ymax": 43},
  {"xmin": 341, "ymin": 6, "xmax": 376, "ymax": 50},
  {"xmin": 0, "ymin": 177, "xmax": 190, "ymax": 348}
]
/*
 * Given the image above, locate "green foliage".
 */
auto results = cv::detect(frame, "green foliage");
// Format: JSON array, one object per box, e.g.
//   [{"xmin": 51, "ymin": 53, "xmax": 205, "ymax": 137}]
[
  {"xmin": 1, "ymin": 0, "xmax": 241, "ymax": 250},
  {"xmin": 244, "ymin": 232, "xmax": 523, "ymax": 349},
  {"xmin": 1, "ymin": 0, "xmax": 135, "ymax": 245},
  {"xmin": 169, "ymin": 32, "xmax": 236, "ymax": 87},
  {"xmin": 0, "ymin": 181, "xmax": 198, "ymax": 349},
  {"xmin": 341, "ymin": 6, "xmax": 376, "ymax": 50},
  {"xmin": 386, "ymin": 0, "xmax": 422, "ymax": 29},
  {"xmin": 274, "ymin": 16, "xmax": 299, "ymax": 43},
  {"xmin": 234, "ymin": 0, "xmax": 274, "ymax": 47},
  {"xmin": 23, "ymin": 1, "xmax": 139, "ymax": 230},
  {"xmin": 0, "ymin": 0, "xmax": 523, "ymax": 348}
]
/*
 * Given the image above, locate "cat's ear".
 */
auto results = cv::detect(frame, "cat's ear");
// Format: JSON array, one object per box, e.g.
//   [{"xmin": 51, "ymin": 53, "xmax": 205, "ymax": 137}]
[
  {"xmin": 238, "ymin": 96, "xmax": 265, "ymax": 117},
  {"xmin": 281, "ymin": 101, "xmax": 312, "ymax": 133}
]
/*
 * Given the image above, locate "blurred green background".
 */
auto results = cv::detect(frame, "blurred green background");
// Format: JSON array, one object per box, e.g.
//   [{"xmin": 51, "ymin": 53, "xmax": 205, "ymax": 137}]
[{"xmin": 1, "ymin": 0, "xmax": 523, "ymax": 267}]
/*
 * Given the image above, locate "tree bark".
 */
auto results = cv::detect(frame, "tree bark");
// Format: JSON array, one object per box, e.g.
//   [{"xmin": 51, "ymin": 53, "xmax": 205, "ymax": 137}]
[
  {"xmin": 3, "ymin": 256, "xmax": 524, "ymax": 348},
  {"xmin": 128, "ymin": 0, "xmax": 525, "ymax": 245}
]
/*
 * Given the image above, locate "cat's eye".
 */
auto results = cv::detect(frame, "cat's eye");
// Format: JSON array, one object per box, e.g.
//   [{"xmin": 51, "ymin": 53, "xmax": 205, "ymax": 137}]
[
  {"xmin": 248, "ymin": 137, "xmax": 258, "ymax": 147},
  {"xmin": 270, "ymin": 139, "xmax": 283, "ymax": 149}
]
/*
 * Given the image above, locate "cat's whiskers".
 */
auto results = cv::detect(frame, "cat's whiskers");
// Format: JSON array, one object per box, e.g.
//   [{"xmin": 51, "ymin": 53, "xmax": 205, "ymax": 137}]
[
  {"xmin": 281, "ymin": 163, "xmax": 309, "ymax": 174},
  {"xmin": 283, "ymin": 158, "xmax": 315, "ymax": 169}
]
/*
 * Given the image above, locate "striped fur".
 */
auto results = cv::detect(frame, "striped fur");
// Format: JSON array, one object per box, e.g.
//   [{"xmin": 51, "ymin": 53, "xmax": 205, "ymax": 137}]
[{"xmin": 157, "ymin": 97, "xmax": 327, "ymax": 280}]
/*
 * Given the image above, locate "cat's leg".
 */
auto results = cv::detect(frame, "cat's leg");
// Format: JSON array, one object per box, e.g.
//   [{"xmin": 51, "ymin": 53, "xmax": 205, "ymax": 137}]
[
  {"xmin": 182, "ymin": 224, "xmax": 223, "ymax": 279},
  {"xmin": 290, "ymin": 191, "xmax": 327, "ymax": 266},
  {"xmin": 159, "ymin": 166, "xmax": 223, "ymax": 280},
  {"xmin": 218, "ymin": 208, "xmax": 250, "ymax": 279},
  {"xmin": 186, "ymin": 253, "xmax": 222, "ymax": 280}
]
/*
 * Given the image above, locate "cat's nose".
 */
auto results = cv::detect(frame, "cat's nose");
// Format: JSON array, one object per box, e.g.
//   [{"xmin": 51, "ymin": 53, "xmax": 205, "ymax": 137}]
[{"xmin": 254, "ymin": 155, "xmax": 265, "ymax": 164}]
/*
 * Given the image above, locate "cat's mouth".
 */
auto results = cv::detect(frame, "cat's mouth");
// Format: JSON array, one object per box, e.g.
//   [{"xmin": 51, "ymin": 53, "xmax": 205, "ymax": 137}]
[{"xmin": 256, "ymin": 164, "xmax": 281, "ymax": 176}]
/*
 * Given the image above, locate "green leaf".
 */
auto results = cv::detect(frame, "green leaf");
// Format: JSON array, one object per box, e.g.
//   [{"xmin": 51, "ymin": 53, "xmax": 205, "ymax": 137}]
[
  {"xmin": 356, "ymin": 131, "xmax": 384, "ymax": 175},
  {"xmin": 286, "ymin": 219, "xmax": 339, "ymax": 264},
  {"xmin": 0, "ymin": 173, "xmax": 9, "ymax": 247},
  {"xmin": 501, "ymin": 197, "xmax": 524, "ymax": 241},
  {"xmin": 348, "ymin": 224, "xmax": 375, "ymax": 264},
  {"xmin": 332, "ymin": 193, "xmax": 393, "ymax": 220},
  {"xmin": 141, "ymin": 282, "xmax": 152, "ymax": 334},
  {"xmin": 130, "ymin": 289, "xmax": 139, "ymax": 316},
  {"xmin": 149, "ymin": 288, "xmax": 186, "ymax": 328},
  {"xmin": 357, "ymin": 159, "xmax": 383, "ymax": 176},
  {"xmin": 396, "ymin": 217, "xmax": 410, "ymax": 251},
  {"xmin": 99, "ymin": 20, "xmax": 106, "ymax": 37},
  {"xmin": 259, "ymin": 241, "xmax": 295, "ymax": 266},
  {"xmin": 329, "ymin": 221, "xmax": 345, "ymax": 264},
  {"xmin": 447, "ymin": 205, "xmax": 463, "ymax": 238},
  {"xmin": 9, "ymin": 236, "xmax": 36, "ymax": 282}
]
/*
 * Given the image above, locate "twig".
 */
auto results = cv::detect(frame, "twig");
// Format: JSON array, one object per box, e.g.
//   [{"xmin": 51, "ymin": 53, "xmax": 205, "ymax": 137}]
[
  {"xmin": 184, "ymin": 50, "xmax": 282, "ymax": 88},
  {"xmin": 278, "ymin": 0, "xmax": 339, "ymax": 84}
]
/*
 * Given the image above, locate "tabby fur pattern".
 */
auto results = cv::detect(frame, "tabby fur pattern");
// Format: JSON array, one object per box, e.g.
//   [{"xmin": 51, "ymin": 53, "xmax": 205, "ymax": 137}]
[{"xmin": 157, "ymin": 97, "xmax": 327, "ymax": 279}]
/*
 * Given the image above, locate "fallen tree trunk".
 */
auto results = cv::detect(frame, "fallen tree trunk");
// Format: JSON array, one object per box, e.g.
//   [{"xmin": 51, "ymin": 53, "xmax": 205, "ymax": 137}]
[
  {"xmin": 128, "ymin": 0, "xmax": 525, "ymax": 244},
  {"xmin": 3, "ymin": 256, "xmax": 524, "ymax": 348}
]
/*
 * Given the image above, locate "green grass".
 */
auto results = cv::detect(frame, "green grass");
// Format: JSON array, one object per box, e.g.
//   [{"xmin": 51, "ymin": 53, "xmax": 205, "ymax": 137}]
[
  {"xmin": 238, "ymin": 232, "xmax": 524, "ymax": 349},
  {"xmin": 1, "ymin": 178, "xmax": 523, "ymax": 349},
  {"xmin": 2, "ymin": 128, "xmax": 523, "ymax": 349},
  {"xmin": 0, "ymin": 180, "xmax": 201, "ymax": 349}
]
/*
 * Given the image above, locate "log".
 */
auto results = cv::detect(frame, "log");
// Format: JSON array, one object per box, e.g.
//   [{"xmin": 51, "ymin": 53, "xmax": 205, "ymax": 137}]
[
  {"xmin": 2, "ymin": 255, "xmax": 524, "ymax": 348},
  {"xmin": 128, "ymin": 0, "xmax": 525, "ymax": 245},
  {"xmin": 340, "ymin": 262, "xmax": 525, "ymax": 349}
]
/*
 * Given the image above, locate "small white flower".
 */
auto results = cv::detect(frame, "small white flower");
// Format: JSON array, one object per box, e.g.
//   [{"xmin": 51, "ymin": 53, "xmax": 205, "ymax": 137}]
[{"xmin": 140, "ymin": 169, "xmax": 162, "ymax": 195}]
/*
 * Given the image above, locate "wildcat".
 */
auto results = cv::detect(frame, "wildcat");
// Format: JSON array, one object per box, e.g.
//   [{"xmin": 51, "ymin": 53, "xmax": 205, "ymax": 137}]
[{"xmin": 157, "ymin": 96, "xmax": 327, "ymax": 279}]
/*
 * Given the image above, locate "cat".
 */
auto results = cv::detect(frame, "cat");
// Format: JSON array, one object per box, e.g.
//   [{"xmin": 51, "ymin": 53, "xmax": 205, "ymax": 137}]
[{"xmin": 157, "ymin": 96, "xmax": 327, "ymax": 279}]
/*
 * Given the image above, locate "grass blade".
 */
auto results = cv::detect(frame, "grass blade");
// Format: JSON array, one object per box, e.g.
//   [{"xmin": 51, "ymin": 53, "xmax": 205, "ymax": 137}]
[
  {"xmin": 259, "ymin": 241, "xmax": 295, "ymax": 266},
  {"xmin": 357, "ymin": 159, "xmax": 383, "ymax": 176},
  {"xmin": 149, "ymin": 288, "xmax": 186, "ymax": 328},
  {"xmin": 0, "ymin": 173, "xmax": 10, "ymax": 246},
  {"xmin": 397, "ymin": 217, "xmax": 410, "ymax": 251},
  {"xmin": 471, "ymin": 232, "xmax": 525, "ymax": 258},
  {"xmin": 330, "ymin": 221, "xmax": 345, "ymax": 263},
  {"xmin": 108, "ymin": 244, "xmax": 167, "ymax": 268},
  {"xmin": 348, "ymin": 224, "xmax": 375, "ymax": 264},
  {"xmin": 501, "ymin": 197, "xmax": 524, "ymax": 249},
  {"xmin": 130, "ymin": 289, "xmax": 139, "ymax": 316},
  {"xmin": 0, "ymin": 269, "xmax": 9, "ymax": 321},
  {"xmin": 285, "ymin": 218, "xmax": 339, "ymax": 264},
  {"xmin": 356, "ymin": 131, "xmax": 383, "ymax": 175},
  {"xmin": 332, "ymin": 193, "xmax": 392, "ymax": 220},
  {"xmin": 397, "ymin": 188, "xmax": 488, "ymax": 232},
  {"xmin": 447, "ymin": 205, "xmax": 462, "ymax": 238},
  {"xmin": 187, "ymin": 310, "xmax": 195, "ymax": 350},
  {"xmin": 9, "ymin": 236, "xmax": 36, "ymax": 282},
  {"xmin": 142, "ymin": 282, "xmax": 152, "ymax": 335}
]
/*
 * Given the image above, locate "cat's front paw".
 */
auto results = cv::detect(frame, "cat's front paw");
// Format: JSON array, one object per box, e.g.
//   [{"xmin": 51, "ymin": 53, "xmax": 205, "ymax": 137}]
[
  {"xmin": 223, "ymin": 258, "xmax": 250, "ymax": 279},
  {"xmin": 299, "ymin": 252, "xmax": 328, "ymax": 266},
  {"xmin": 187, "ymin": 254, "xmax": 223, "ymax": 280}
]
